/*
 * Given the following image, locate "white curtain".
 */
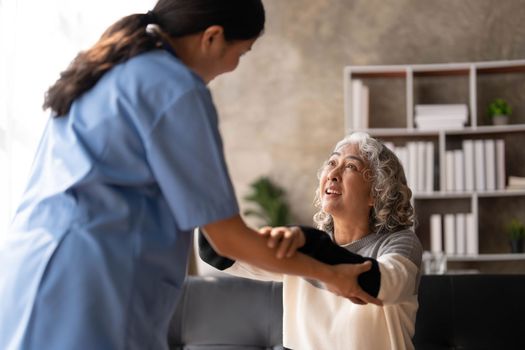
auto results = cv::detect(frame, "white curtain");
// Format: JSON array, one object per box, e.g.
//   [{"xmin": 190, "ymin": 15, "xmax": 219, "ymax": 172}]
[{"xmin": 0, "ymin": 0, "xmax": 156, "ymax": 233}]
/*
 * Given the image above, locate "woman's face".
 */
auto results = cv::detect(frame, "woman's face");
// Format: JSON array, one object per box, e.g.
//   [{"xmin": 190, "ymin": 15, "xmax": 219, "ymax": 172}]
[
  {"xmin": 207, "ymin": 37, "xmax": 257, "ymax": 80},
  {"xmin": 319, "ymin": 143, "xmax": 373, "ymax": 220}
]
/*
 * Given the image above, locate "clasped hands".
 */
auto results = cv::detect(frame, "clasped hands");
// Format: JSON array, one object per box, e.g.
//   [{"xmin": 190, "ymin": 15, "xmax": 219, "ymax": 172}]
[{"xmin": 258, "ymin": 226, "xmax": 382, "ymax": 306}]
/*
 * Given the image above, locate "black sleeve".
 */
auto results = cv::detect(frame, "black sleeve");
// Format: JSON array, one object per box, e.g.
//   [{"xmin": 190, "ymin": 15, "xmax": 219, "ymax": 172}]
[
  {"xmin": 297, "ymin": 226, "xmax": 381, "ymax": 298},
  {"xmin": 198, "ymin": 228, "xmax": 235, "ymax": 270},
  {"xmin": 197, "ymin": 226, "xmax": 381, "ymax": 298}
]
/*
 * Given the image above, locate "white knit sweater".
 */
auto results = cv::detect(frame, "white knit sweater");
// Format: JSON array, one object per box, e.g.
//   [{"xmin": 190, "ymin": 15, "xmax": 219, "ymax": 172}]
[{"xmin": 218, "ymin": 229, "xmax": 422, "ymax": 350}]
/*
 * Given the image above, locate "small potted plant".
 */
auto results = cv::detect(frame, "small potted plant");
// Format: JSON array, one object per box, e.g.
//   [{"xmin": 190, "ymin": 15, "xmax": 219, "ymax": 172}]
[
  {"xmin": 488, "ymin": 98, "xmax": 512, "ymax": 126},
  {"xmin": 506, "ymin": 219, "xmax": 525, "ymax": 253}
]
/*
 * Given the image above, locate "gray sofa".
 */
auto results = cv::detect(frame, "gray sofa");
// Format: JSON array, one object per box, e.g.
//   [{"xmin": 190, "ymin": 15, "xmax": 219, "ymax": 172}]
[{"xmin": 168, "ymin": 274, "xmax": 525, "ymax": 350}]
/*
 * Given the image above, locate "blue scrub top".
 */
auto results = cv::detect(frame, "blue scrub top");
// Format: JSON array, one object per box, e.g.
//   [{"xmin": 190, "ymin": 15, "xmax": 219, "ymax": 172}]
[{"xmin": 0, "ymin": 50, "xmax": 239, "ymax": 350}]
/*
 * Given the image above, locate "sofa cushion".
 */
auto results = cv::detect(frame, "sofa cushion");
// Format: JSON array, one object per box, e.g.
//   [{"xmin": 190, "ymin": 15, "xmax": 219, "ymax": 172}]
[{"xmin": 169, "ymin": 276, "xmax": 283, "ymax": 350}]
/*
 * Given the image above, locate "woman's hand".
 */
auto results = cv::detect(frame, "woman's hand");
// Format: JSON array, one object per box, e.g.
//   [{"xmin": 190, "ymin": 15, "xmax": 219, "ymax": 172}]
[
  {"xmin": 258, "ymin": 226, "xmax": 306, "ymax": 259},
  {"xmin": 325, "ymin": 261, "xmax": 383, "ymax": 306}
]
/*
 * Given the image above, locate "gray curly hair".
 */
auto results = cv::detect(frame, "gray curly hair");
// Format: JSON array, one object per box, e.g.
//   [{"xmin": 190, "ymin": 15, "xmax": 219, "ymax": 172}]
[{"xmin": 313, "ymin": 132, "xmax": 414, "ymax": 235}]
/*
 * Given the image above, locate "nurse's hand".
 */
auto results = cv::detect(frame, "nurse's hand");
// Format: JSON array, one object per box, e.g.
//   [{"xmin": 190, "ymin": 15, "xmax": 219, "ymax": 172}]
[
  {"xmin": 324, "ymin": 261, "xmax": 383, "ymax": 306},
  {"xmin": 259, "ymin": 226, "xmax": 305, "ymax": 259}
]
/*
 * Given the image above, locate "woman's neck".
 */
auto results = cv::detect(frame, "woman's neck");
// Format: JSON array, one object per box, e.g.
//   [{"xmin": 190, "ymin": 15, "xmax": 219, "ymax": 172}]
[{"xmin": 332, "ymin": 217, "xmax": 370, "ymax": 246}]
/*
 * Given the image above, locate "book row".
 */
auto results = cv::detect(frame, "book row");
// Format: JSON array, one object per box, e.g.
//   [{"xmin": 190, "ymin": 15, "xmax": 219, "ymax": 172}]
[
  {"xmin": 385, "ymin": 138, "xmax": 507, "ymax": 193},
  {"xmin": 430, "ymin": 213, "xmax": 477, "ymax": 256}
]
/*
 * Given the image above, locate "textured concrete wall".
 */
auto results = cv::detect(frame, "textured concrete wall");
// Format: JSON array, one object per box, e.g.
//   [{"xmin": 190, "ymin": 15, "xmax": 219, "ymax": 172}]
[{"xmin": 209, "ymin": 0, "xmax": 525, "ymax": 227}]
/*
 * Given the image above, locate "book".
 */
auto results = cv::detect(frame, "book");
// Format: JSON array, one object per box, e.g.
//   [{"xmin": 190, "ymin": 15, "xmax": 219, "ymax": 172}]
[
  {"xmin": 415, "ymin": 104, "xmax": 468, "ymax": 116},
  {"xmin": 351, "ymin": 79, "xmax": 369, "ymax": 130},
  {"xmin": 496, "ymin": 139, "xmax": 506, "ymax": 190},
  {"xmin": 383, "ymin": 142, "xmax": 395, "ymax": 152},
  {"xmin": 407, "ymin": 142, "xmax": 418, "ymax": 191},
  {"xmin": 444, "ymin": 214, "xmax": 456, "ymax": 255},
  {"xmin": 474, "ymin": 140, "xmax": 485, "ymax": 191},
  {"xmin": 507, "ymin": 176, "xmax": 525, "ymax": 190},
  {"xmin": 361, "ymin": 84, "xmax": 369, "ymax": 129},
  {"xmin": 445, "ymin": 151, "xmax": 455, "ymax": 192},
  {"xmin": 351, "ymin": 80, "xmax": 362, "ymax": 129},
  {"xmin": 455, "ymin": 213, "xmax": 466, "ymax": 255},
  {"xmin": 414, "ymin": 104, "xmax": 468, "ymax": 130},
  {"xmin": 430, "ymin": 214, "xmax": 442, "ymax": 253},
  {"xmin": 462, "ymin": 140, "xmax": 475, "ymax": 191},
  {"xmin": 425, "ymin": 142, "xmax": 434, "ymax": 192},
  {"xmin": 454, "ymin": 149, "xmax": 464, "ymax": 192},
  {"xmin": 416, "ymin": 122, "xmax": 466, "ymax": 131},
  {"xmin": 484, "ymin": 139, "xmax": 496, "ymax": 191},
  {"xmin": 465, "ymin": 213, "xmax": 478, "ymax": 255},
  {"xmin": 395, "ymin": 146, "xmax": 409, "ymax": 178},
  {"xmin": 417, "ymin": 142, "xmax": 426, "ymax": 192}
]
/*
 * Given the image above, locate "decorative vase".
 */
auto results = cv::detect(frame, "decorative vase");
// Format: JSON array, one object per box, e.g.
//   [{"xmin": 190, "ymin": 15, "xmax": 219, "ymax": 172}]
[
  {"xmin": 492, "ymin": 115, "xmax": 509, "ymax": 126},
  {"xmin": 510, "ymin": 238, "xmax": 524, "ymax": 253}
]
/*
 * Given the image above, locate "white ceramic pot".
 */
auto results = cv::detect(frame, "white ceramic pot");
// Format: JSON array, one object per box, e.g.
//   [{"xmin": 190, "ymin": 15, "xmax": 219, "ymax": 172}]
[{"xmin": 492, "ymin": 115, "xmax": 509, "ymax": 126}]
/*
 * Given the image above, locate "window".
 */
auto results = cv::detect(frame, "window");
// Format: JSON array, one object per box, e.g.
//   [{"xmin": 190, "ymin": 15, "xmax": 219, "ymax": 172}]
[{"xmin": 0, "ymin": 0, "xmax": 155, "ymax": 233}]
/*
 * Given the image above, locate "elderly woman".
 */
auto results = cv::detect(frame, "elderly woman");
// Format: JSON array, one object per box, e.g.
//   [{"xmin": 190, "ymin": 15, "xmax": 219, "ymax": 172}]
[{"xmin": 199, "ymin": 132, "xmax": 422, "ymax": 350}]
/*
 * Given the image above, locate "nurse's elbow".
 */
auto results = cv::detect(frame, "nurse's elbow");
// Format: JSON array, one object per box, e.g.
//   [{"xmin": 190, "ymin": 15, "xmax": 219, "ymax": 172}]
[{"xmin": 201, "ymin": 228, "xmax": 236, "ymax": 258}]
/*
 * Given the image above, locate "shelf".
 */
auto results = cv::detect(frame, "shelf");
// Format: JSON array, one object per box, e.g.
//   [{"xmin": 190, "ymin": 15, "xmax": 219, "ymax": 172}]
[
  {"xmin": 445, "ymin": 124, "xmax": 525, "ymax": 135},
  {"xmin": 478, "ymin": 189, "xmax": 525, "ymax": 198},
  {"xmin": 414, "ymin": 190, "xmax": 525, "ymax": 199},
  {"xmin": 345, "ymin": 60, "xmax": 525, "ymax": 79},
  {"xmin": 447, "ymin": 253, "xmax": 525, "ymax": 262},
  {"xmin": 414, "ymin": 192, "xmax": 471, "ymax": 199},
  {"xmin": 366, "ymin": 128, "xmax": 439, "ymax": 137},
  {"xmin": 365, "ymin": 124, "xmax": 525, "ymax": 137}
]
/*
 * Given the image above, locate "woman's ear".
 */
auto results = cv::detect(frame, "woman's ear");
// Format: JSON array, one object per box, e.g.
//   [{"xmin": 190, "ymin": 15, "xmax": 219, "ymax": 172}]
[{"xmin": 200, "ymin": 25, "xmax": 225, "ymax": 53}]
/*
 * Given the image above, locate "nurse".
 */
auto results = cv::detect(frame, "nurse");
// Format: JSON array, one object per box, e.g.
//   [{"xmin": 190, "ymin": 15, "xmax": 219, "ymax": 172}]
[{"xmin": 0, "ymin": 1, "xmax": 379, "ymax": 349}]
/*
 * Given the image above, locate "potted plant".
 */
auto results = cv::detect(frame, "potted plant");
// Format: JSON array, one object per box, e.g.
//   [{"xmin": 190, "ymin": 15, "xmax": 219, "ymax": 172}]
[
  {"xmin": 506, "ymin": 219, "xmax": 525, "ymax": 253},
  {"xmin": 488, "ymin": 98, "xmax": 512, "ymax": 126},
  {"xmin": 243, "ymin": 176, "xmax": 291, "ymax": 227}
]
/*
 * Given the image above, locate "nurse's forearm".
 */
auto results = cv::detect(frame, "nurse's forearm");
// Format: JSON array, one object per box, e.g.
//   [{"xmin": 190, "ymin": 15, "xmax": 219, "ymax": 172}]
[{"xmin": 202, "ymin": 215, "xmax": 337, "ymax": 285}]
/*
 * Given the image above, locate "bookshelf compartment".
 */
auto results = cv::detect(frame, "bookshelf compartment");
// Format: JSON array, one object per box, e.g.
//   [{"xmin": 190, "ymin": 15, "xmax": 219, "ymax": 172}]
[
  {"xmin": 414, "ymin": 197, "xmax": 472, "ymax": 253},
  {"xmin": 476, "ymin": 70, "xmax": 525, "ymax": 126},
  {"xmin": 478, "ymin": 196, "xmax": 525, "ymax": 254},
  {"xmin": 413, "ymin": 75, "xmax": 471, "ymax": 126}
]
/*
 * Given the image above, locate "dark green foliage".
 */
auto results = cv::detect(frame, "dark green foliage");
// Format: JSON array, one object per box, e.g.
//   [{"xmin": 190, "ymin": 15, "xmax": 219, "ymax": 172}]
[
  {"xmin": 506, "ymin": 219, "xmax": 525, "ymax": 240},
  {"xmin": 488, "ymin": 98, "xmax": 512, "ymax": 117},
  {"xmin": 243, "ymin": 176, "xmax": 291, "ymax": 227}
]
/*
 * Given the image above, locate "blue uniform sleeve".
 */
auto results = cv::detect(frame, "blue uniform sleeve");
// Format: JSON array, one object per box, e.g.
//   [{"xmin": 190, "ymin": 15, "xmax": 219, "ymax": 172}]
[{"xmin": 144, "ymin": 87, "xmax": 239, "ymax": 231}]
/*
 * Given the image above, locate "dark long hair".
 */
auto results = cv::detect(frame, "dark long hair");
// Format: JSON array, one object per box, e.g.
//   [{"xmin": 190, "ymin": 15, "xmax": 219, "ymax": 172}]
[{"xmin": 43, "ymin": 0, "xmax": 265, "ymax": 117}]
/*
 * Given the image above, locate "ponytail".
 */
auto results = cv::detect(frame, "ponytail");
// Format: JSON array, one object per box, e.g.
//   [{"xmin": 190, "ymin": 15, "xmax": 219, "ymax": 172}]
[{"xmin": 43, "ymin": 13, "xmax": 159, "ymax": 117}]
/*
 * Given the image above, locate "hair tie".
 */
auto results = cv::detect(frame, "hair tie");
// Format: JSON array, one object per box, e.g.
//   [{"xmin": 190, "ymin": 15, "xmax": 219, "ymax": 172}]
[{"xmin": 144, "ymin": 10, "xmax": 159, "ymax": 25}]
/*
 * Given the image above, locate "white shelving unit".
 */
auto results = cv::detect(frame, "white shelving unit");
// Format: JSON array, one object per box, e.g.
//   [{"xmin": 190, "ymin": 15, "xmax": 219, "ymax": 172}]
[{"xmin": 343, "ymin": 59, "xmax": 525, "ymax": 264}]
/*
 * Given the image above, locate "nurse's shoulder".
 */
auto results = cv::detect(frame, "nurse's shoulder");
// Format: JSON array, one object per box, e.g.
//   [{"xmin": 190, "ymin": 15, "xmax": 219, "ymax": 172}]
[{"xmin": 120, "ymin": 50, "xmax": 207, "ymax": 102}]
